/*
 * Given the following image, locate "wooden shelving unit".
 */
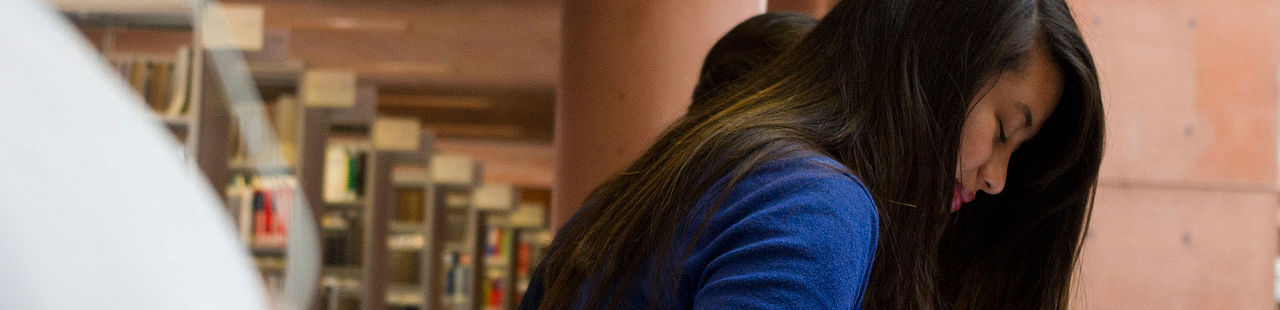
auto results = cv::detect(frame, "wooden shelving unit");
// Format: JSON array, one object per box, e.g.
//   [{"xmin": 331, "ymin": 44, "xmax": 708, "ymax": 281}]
[
  {"xmin": 426, "ymin": 154, "xmax": 484, "ymax": 310},
  {"xmin": 318, "ymin": 134, "xmax": 371, "ymax": 310},
  {"xmin": 472, "ymin": 184, "xmax": 519, "ymax": 310},
  {"xmin": 58, "ymin": 3, "xmax": 226, "ymax": 192},
  {"xmin": 58, "ymin": 4, "xmax": 554, "ymax": 310},
  {"xmin": 506, "ymin": 201, "xmax": 551, "ymax": 306},
  {"xmin": 385, "ymin": 134, "xmax": 436, "ymax": 310},
  {"xmin": 222, "ymin": 58, "xmax": 329, "ymax": 303}
]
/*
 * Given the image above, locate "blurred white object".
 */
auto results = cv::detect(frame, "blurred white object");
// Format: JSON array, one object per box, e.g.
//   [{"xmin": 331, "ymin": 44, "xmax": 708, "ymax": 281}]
[
  {"xmin": 1274, "ymin": 257, "xmax": 1280, "ymax": 302},
  {"xmin": 47, "ymin": 0, "xmax": 189, "ymax": 15},
  {"xmin": 0, "ymin": 1, "xmax": 268, "ymax": 310}
]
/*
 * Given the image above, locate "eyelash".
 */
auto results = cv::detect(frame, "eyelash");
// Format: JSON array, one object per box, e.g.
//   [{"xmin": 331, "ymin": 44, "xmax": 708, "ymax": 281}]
[{"xmin": 996, "ymin": 119, "xmax": 1009, "ymax": 144}]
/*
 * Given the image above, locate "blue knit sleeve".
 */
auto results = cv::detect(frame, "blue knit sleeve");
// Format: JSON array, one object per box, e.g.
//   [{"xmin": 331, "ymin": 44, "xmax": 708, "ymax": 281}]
[{"xmin": 690, "ymin": 169, "xmax": 879, "ymax": 310}]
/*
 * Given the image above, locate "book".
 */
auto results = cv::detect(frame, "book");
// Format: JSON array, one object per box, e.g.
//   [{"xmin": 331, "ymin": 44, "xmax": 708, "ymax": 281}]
[
  {"xmin": 108, "ymin": 49, "xmax": 194, "ymax": 118},
  {"xmin": 273, "ymin": 95, "xmax": 300, "ymax": 165},
  {"xmin": 347, "ymin": 151, "xmax": 362, "ymax": 197},
  {"xmin": 146, "ymin": 61, "xmax": 171, "ymax": 112},
  {"xmin": 487, "ymin": 277, "xmax": 506, "ymax": 309},
  {"xmin": 389, "ymin": 251, "xmax": 421, "ymax": 284},
  {"xmin": 164, "ymin": 46, "xmax": 191, "ymax": 117},
  {"xmin": 227, "ymin": 175, "xmax": 254, "ymax": 245},
  {"xmin": 127, "ymin": 58, "xmax": 150, "ymax": 105},
  {"xmin": 394, "ymin": 188, "xmax": 426, "ymax": 223},
  {"xmin": 323, "ymin": 145, "xmax": 351, "ymax": 202},
  {"xmin": 252, "ymin": 184, "xmax": 269, "ymax": 244},
  {"xmin": 228, "ymin": 174, "xmax": 295, "ymax": 249},
  {"xmin": 515, "ymin": 229, "xmax": 551, "ymax": 301},
  {"xmin": 485, "ymin": 226, "xmax": 502, "ymax": 258},
  {"xmin": 324, "ymin": 142, "xmax": 368, "ymax": 203}
]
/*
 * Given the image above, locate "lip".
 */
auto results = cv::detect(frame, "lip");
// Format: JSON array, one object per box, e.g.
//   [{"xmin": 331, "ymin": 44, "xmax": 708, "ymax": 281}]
[{"xmin": 951, "ymin": 181, "xmax": 976, "ymax": 212}]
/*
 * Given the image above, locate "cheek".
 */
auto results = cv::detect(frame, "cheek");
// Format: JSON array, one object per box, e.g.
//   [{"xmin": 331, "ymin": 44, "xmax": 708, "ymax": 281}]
[{"xmin": 957, "ymin": 111, "xmax": 995, "ymax": 173}]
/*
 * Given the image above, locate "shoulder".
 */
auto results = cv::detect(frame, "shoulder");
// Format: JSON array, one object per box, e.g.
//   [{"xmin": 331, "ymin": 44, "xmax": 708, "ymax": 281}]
[
  {"xmin": 689, "ymin": 149, "xmax": 881, "ymax": 268},
  {"xmin": 715, "ymin": 151, "xmax": 879, "ymax": 229},
  {"xmin": 686, "ymin": 151, "xmax": 879, "ymax": 308}
]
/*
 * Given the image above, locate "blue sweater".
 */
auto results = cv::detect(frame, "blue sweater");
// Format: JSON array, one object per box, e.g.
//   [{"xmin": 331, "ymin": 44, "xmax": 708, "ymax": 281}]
[{"xmin": 520, "ymin": 152, "xmax": 879, "ymax": 309}]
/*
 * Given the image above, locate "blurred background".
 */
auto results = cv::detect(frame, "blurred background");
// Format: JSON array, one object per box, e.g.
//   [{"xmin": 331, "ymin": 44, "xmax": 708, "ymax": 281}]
[{"xmin": 37, "ymin": 0, "xmax": 1280, "ymax": 309}]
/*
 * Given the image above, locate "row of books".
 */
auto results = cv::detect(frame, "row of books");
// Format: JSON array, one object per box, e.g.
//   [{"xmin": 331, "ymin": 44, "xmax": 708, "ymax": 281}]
[
  {"xmin": 480, "ymin": 275, "xmax": 509, "ymax": 310},
  {"xmin": 322, "ymin": 211, "xmax": 364, "ymax": 266},
  {"xmin": 227, "ymin": 175, "xmax": 296, "ymax": 248},
  {"xmin": 482, "ymin": 224, "xmax": 513, "ymax": 309},
  {"xmin": 484, "ymin": 226, "xmax": 514, "ymax": 265},
  {"xmin": 228, "ymin": 95, "xmax": 302, "ymax": 169},
  {"xmin": 394, "ymin": 188, "xmax": 426, "ymax": 223},
  {"xmin": 442, "ymin": 250, "xmax": 473, "ymax": 310},
  {"xmin": 108, "ymin": 46, "xmax": 192, "ymax": 118},
  {"xmin": 390, "ymin": 188, "xmax": 428, "ymax": 287},
  {"xmin": 323, "ymin": 142, "xmax": 368, "ymax": 203},
  {"xmin": 515, "ymin": 231, "xmax": 551, "ymax": 303}
]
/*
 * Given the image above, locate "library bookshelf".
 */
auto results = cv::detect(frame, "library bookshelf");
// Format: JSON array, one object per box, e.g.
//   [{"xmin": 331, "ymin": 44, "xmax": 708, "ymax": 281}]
[{"xmin": 58, "ymin": 3, "xmax": 553, "ymax": 310}]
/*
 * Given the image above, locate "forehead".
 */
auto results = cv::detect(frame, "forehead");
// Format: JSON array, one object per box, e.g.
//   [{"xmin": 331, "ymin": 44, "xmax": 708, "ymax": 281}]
[{"xmin": 998, "ymin": 45, "xmax": 1063, "ymax": 129}]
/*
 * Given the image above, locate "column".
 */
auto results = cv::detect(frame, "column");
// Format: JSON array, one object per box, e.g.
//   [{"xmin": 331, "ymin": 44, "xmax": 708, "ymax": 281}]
[{"xmin": 554, "ymin": 0, "xmax": 765, "ymax": 229}]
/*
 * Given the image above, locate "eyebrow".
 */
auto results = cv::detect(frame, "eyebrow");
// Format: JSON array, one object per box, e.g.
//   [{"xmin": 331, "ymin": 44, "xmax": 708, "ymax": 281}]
[{"xmin": 1018, "ymin": 102, "xmax": 1033, "ymax": 130}]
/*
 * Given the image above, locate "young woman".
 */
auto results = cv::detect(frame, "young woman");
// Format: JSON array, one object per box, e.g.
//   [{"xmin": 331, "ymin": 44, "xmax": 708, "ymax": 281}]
[{"xmin": 522, "ymin": 0, "xmax": 1103, "ymax": 308}]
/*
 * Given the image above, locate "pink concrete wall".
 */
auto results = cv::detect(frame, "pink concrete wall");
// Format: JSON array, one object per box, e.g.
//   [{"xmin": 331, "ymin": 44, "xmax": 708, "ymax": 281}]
[
  {"xmin": 1068, "ymin": 0, "xmax": 1279, "ymax": 308},
  {"xmin": 1073, "ymin": 187, "xmax": 1277, "ymax": 308},
  {"xmin": 551, "ymin": 1, "xmax": 1279, "ymax": 307},
  {"xmin": 553, "ymin": 0, "xmax": 765, "ymax": 229}
]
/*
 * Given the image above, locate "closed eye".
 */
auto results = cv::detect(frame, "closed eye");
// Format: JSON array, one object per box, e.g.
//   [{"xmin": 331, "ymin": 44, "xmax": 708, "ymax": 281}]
[{"xmin": 997, "ymin": 118, "xmax": 1009, "ymax": 144}]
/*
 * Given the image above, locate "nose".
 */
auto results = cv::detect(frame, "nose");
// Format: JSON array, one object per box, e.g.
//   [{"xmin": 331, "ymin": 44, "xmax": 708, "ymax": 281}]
[{"xmin": 979, "ymin": 150, "xmax": 1010, "ymax": 195}]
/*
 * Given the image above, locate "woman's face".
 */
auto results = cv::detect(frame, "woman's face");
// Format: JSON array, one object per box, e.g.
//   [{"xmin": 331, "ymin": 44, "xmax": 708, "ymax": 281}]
[{"xmin": 953, "ymin": 44, "xmax": 1063, "ymax": 212}]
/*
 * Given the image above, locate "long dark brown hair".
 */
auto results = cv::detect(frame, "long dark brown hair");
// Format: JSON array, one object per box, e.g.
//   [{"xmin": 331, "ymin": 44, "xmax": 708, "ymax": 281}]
[
  {"xmin": 538, "ymin": 0, "xmax": 1103, "ymax": 309},
  {"xmin": 690, "ymin": 11, "xmax": 817, "ymax": 113}
]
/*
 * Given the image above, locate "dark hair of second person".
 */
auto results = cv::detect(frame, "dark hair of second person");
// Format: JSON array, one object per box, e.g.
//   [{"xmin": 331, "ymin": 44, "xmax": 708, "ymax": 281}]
[{"xmin": 689, "ymin": 12, "xmax": 817, "ymax": 115}]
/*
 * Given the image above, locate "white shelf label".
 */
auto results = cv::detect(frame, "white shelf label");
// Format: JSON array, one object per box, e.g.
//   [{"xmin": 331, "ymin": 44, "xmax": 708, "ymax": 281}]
[
  {"xmin": 202, "ymin": 3, "xmax": 264, "ymax": 50},
  {"xmin": 373, "ymin": 117, "xmax": 421, "ymax": 151},
  {"xmin": 444, "ymin": 192, "xmax": 470, "ymax": 208},
  {"xmin": 473, "ymin": 183, "xmax": 515, "ymax": 211},
  {"xmin": 431, "ymin": 154, "xmax": 476, "ymax": 185},
  {"xmin": 301, "ymin": 70, "xmax": 357, "ymax": 107},
  {"xmin": 388, "ymin": 233, "xmax": 425, "ymax": 250},
  {"xmin": 508, "ymin": 203, "xmax": 546, "ymax": 228}
]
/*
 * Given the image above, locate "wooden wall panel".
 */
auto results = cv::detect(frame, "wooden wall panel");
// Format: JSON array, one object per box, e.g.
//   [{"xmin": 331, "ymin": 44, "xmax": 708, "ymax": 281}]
[{"xmin": 230, "ymin": 0, "xmax": 560, "ymax": 91}]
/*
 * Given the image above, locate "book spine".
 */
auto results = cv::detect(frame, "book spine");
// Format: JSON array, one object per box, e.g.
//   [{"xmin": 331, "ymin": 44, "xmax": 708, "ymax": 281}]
[
  {"xmin": 324, "ymin": 146, "xmax": 350, "ymax": 202},
  {"xmin": 346, "ymin": 148, "xmax": 358, "ymax": 200},
  {"xmin": 481, "ymin": 277, "xmax": 492, "ymax": 308},
  {"xmin": 517, "ymin": 242, "xmax": 530, "ymax": 278},
  {"xmin": 486, "ymin": 227, "xmax": 498, "ymax": 257},
  {"xmin": 146, "ymin": 61, "xmax": 170, "ymax": 112},
  {"xmin": 262, "ymin": 182, "xmax": 275, "ymax": 244},
  {"xmin": 127, "ymin": 58, "xmax": 149, "ymax": 106},
  {"xmin": 349, "ymin": 149, "xmax": 366, "ymax": 199},
  {"xmin": 277, "ymin": 178, "xmax": 294, "ymax": 245},
  {"xmin": 252, "ymin": 187, "xmax": 266, "ymax": 245},
  {"xmin": 165, "ymin": 46, "xmax": 191, "ymax": 117},
  {"xmin": 502, "ymin": 227, "xmax": 514, "ymax": 261}
]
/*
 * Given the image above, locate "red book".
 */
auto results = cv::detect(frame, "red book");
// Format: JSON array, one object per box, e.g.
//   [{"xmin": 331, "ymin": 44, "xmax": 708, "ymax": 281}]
[
  {"xmin": 252, "ymin": 190, "xmax": 267, "ymax": 241},
  {"xmin": 489, "ymin": 279, "xmax": 502, "ymax": 306},
  {"xmin": 262, "ymin": 190, "xmax": 274, "ymax": 235},
  {"xmin": 517, "ymin": 243, "xmax": 530, "ymax": 277}
]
